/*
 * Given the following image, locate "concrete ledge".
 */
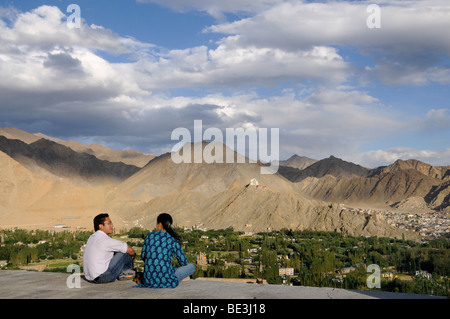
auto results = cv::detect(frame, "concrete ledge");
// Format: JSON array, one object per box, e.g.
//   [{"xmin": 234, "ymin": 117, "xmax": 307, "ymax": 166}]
[{"xmin": 0, "ymin": 270, "xmax": 445, "ymax": 299}]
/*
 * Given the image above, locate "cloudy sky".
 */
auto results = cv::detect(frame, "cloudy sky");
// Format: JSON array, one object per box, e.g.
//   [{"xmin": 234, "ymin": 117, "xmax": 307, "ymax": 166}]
[{"xmin": 0, "ymin": 0, "xmax": 449, "ymax": 168}]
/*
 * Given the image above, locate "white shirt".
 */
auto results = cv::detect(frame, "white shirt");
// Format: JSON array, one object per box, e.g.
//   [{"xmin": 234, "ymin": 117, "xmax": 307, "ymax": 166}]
[{"xmin": 83, "ymin": 230, "xmax": 128, "ymax": 281}]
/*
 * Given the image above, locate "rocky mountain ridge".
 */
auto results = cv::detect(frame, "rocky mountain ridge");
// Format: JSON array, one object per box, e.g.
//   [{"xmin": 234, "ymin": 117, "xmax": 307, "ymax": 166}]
[
  {"xmin": 111, "ymin": 144, "xmax": 415, "ymax": 239},
  {"xmin": 281, "ymin": 155, "xmax": 370, "ymax": 182},
  {"xmin": 279, "ymin": 157, "xmax": 449, "ymax": 213},
  {"xmin": 1, "ymin": 127, "xmax": 448, "ymax": 240},
  {"xmin": 0, "ymin": 136, "xmax": 140, "ymax": 183},
  {"xmin": 279, "ymin": 155, "xmax": 318, "ymax": 170},
  {"xmin": 0, "ymin": 127, "xmax": 154, "ymax": 168}
]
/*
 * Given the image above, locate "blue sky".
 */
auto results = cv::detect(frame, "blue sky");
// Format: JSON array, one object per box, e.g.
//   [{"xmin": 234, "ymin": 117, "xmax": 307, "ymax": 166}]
[{"xmin": 0, "ymin": 0, "xmax": 449, "ymax": 168}]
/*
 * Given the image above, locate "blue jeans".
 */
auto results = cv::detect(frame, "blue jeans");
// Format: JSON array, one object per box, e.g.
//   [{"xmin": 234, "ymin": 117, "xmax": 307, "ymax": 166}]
[
  {"xmin": 174, "ymin": 263, "xmax": 195, "ymax": 283},
  {"xmin": 95, "ymin": 252, "xmax": 134, "ymax": 284}
]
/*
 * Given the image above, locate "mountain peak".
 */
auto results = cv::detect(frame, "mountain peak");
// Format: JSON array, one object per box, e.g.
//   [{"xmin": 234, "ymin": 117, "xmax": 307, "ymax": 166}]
[
  {"xmin": 0, "ymin": 135, "xmax": 140, "ymax": 182},
  {"xmin": 383, "ymin": 158, "xmax": 449, "ymax": 180},
  {"xmin": 290, "ymin": 155, "xmax": 369, "ymax": 181},
  {"xmin": 280, "ymin": 154, "xmax": 317, "ymax": 170}
]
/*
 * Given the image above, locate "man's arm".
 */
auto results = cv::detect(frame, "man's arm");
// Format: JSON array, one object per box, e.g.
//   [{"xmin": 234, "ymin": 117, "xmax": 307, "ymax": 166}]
[{"xmin": 126, "ymin": 244, "xmax": 136, "ymax": 258}]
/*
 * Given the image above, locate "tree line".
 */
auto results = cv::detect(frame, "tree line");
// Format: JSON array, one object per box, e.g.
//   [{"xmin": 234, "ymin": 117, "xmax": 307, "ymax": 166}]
[{"xmin": 0, "ymin": 229, "xmax": 91, "ymax": 267}]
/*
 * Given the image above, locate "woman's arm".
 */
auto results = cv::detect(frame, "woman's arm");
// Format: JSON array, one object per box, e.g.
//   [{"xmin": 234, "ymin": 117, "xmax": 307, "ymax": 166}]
[{"xmin": 173, "ymin": 241, "xmax": 189, "ymax": 266}]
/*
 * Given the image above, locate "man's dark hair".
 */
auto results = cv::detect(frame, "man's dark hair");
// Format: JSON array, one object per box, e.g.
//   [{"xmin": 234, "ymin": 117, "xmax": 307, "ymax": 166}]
[{"xmin": 94, "ymin": 213, "xmax": 109, "ymax": 231}]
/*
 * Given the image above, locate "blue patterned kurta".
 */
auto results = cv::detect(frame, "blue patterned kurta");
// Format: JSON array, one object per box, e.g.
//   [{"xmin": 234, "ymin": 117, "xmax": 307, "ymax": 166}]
[{"xmin": 139, "ymin": 230, "xmax": 188, "ymax": 288}]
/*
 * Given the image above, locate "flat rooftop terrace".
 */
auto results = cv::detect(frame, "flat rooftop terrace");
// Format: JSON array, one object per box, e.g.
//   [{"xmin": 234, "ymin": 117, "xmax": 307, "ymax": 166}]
[
  {"xmin": 0, "ymin": 270, "xmax": 445, "ymax": 300},
  {"xmin": 2, "ymin": 270, "xmax": 447, "ymax": 318}
]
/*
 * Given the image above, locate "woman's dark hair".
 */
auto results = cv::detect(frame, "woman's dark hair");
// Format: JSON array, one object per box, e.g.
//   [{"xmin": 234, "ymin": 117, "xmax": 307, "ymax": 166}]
[
  {"xmin": 94, "ymin": 213, "xmax": 109, "ymax": 231},
  {"xmin": 157, "ymin": 213, "xmax": 181, "ymax": 242}
]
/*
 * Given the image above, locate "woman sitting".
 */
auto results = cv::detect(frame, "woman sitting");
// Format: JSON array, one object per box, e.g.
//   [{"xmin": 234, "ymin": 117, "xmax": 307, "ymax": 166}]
[{"xmin": 138, "ymin": 213, "xmax": 195, "ymax": 288}]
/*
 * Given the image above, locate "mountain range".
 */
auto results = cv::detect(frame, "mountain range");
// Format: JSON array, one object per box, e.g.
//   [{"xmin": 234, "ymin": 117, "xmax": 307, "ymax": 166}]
[{"xmin": 0, "ymin": 127, "xmax": 448, "ymax": 240}]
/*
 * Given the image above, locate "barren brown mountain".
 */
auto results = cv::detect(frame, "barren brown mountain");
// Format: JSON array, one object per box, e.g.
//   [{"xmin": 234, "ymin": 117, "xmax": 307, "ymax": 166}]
[
  {"xmin": 1, "ymin": 128, "xmax": 445, "ymax": 240},
  {"xmin": 0, "ymin": 136, "xmax": 140, "ymax": 183},
  {"xmin": 293, "ymin": 158, "xmax": 449, "ymax": 212},
  {"xmin": 280, "ymin": 155, "xmax": 369, "ymax": 182},
  {"xmin": 110, "ymin": 143, "xmax": 419, "ymax": 239},
  {"xmin": 280, "ymin": 155, "xmax": 318, "ymax": 170},
  {"xmin": 0, "ymin": 149, "xmax": 118, "ymax": 230},
  {"xmin": 0, "ymin": 127, "xmax": 149, "ymax": 230},
  {"xmin": 371, "ymin": 159, "xmax": 449, "ymax": 180},
  {"xmin": 113, "ymin": 142, "xmax": 300, "ymax": 228},
  {"xmin": 425, "ymin": 180, "xmax": 450, "ymax": 211},
  {"xmin": 0, "ymin": 127, "xmax": 154, "ymax": 168}
]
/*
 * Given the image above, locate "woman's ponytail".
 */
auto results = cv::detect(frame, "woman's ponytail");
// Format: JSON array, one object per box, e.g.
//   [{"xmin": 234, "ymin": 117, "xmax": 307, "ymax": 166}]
[{"xmin": 157, "ymin": 213, "xmax": 181, "ymax": 242}]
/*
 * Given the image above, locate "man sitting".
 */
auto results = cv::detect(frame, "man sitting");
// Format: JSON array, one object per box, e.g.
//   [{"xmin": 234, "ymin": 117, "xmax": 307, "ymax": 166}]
[{"xmin": 83, "ymin": 213, "xmax": 136, "ymax": 283}]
